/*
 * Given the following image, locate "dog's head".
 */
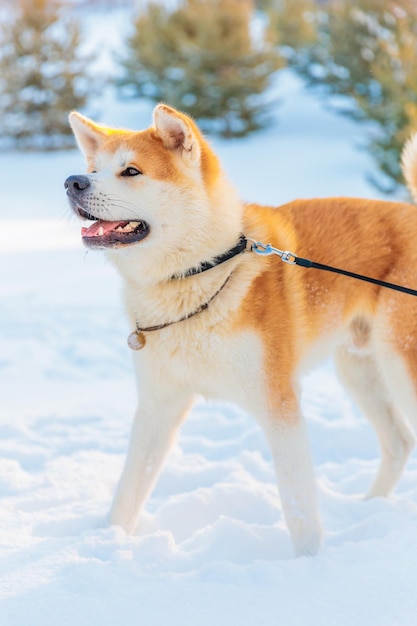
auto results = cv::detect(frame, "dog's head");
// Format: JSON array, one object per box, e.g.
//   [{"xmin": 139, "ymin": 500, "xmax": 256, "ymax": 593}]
[{"xmin": 66, "ymin": 105, "xmax": 241, "ymax": 279}]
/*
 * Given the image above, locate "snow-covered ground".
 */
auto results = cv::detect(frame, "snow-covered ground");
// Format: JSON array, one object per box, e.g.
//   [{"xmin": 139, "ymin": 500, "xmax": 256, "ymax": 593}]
[{"xmin": 2, "ymin": 11, "xmax": 417, "ymax": 624}]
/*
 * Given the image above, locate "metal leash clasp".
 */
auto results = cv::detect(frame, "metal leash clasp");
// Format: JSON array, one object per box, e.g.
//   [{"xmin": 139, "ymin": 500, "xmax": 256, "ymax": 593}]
[
  {"xmin": 281, "ymin": 250, "xmax": 297, "ymax": 265},
  {"xmin": 249, "ymin": 239, "xmax": 298, "ymax": 265},
  {"xmin": 249, "ymin": 240, "xmax": 282, "ymax": 256}
]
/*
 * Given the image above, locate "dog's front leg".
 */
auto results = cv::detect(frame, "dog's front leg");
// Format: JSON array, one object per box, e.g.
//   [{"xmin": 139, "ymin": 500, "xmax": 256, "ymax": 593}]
[
  {"xmin": 109, "ymin": 392, "xmax": 192, "ymax": 534},
  {"xmin": 261, "ymin": 404, "xmax": 322, "ymax": 557}
]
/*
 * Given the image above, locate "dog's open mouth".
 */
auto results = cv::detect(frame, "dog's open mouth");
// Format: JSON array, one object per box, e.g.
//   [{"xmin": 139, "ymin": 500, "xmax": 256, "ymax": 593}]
[{"xmin": 81, "ymin": 216, "xmax": 150, "ymax": 249}]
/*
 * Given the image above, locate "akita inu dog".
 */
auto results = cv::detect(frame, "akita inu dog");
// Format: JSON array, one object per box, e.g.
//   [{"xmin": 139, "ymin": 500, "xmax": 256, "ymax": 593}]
[{"xmin": 66, "ymin": 104, "xmax": 417, "ymax": 556}]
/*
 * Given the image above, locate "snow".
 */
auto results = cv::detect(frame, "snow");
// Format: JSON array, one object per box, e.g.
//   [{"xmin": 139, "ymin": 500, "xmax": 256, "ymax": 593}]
[{"xmin": 1, "ymin": 12, "xmax": 417, "ymax": 626}]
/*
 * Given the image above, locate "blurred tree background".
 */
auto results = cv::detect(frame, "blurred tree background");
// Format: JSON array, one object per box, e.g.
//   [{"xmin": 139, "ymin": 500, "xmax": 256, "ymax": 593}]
[
  {"xmin": 117, "ymin": 0, "xmax": 282, "ymax": 138},
  {"xmin": 0, "ymin": 0, "xmax": 94, "ymax": 149},
  {"xmin": 0, "ymin": 0, "xmax": 417, "ymax": 191},
  {"xmin": 264, "ymin": 0, "xmax": 417, "ymax": 190}
]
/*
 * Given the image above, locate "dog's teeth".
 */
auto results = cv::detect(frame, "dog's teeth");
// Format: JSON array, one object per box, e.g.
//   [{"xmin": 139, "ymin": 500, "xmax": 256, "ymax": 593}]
[
  {"xmin": 121, "ymin": 223, "xmax": 137, "ymax": 232},
  {"xmin": 98, "ymin": 226, "xmax": 104, "ymax": 236},
  {"xmin": 112, "ymin": 221, "xmax": 142, "ymax": 234}
]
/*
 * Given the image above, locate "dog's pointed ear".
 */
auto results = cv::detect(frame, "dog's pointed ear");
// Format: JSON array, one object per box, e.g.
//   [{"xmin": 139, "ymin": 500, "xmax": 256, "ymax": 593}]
[
  {"xmin": 69, "ymin": 112, "xmax": 107, "ymax": 158},
  {"xmin": 153, "ymin": 104, "xmax": 201, "ymax": 164}
]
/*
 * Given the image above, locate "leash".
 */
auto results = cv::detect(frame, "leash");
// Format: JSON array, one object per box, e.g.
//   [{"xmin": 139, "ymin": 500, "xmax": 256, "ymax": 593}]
[
  {"xmin": 249, "ymin": 239, "xmax": 417, "ymax": 298},
  {"xmin": 128, "ymin": 232, "xmax": 417, "ymax": 351}
]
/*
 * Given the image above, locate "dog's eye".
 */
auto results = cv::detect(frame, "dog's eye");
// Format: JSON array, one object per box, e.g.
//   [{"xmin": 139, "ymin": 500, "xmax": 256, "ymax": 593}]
[{"xmin": 121, "ymin": 167, "xmax": 142, "ymax": 177}]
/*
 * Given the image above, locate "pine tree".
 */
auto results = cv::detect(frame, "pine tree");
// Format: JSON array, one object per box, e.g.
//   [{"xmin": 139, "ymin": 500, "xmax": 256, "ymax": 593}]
[
  {"xmin": 0, "ymin": 0, "xmax": 94, "ymax": 149},
  {"xmin": 269, "ymin": 0, "xmax": 417, "ymax": 190},
  {"xmin": 263, "ymin": 0, "xmax": 317, "ymax": 54},
  {"xmin": 117, "ymin": 0, "xmax": 282, "ymax": 138}
]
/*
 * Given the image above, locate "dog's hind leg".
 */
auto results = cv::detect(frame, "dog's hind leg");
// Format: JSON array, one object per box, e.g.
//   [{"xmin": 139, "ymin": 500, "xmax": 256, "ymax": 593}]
[
  {"xmin": 376, "ymin": 339, "xmax": 417, "ymax": 438},
  {"xmin": 109, "ymin": 391, "xmax": 193, "ymax": 534},
  {"xmin": 335, "ymin": 346, "xmax": 415, "ymax": 498}
]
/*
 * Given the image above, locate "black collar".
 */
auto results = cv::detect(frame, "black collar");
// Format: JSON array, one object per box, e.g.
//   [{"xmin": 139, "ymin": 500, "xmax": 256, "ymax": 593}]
[{"xmin": 171, "ymin": 234, "xmax": 248, "ymax": 279}]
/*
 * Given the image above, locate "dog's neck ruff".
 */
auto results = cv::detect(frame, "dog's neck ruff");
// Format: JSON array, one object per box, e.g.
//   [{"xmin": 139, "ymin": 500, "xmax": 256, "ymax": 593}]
[
  {"xmin": 128, "ymin": 235, "xmax": 248, "ymax": 350},
  {"xmin": 128, "ymin": 274, "xmax": 232, "ymax": 350}
]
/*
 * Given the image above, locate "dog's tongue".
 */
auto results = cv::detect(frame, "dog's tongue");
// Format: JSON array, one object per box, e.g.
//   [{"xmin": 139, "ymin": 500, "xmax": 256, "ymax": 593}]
[{"xmin": 82, "ymin": 220, "xmax": 127, "ymax": 238}]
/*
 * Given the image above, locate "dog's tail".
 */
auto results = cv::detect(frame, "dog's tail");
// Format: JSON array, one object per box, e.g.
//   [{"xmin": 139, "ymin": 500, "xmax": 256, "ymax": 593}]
[{"xmin": 401, "ymin": 132, "xmax": 417, "ymax": 202}]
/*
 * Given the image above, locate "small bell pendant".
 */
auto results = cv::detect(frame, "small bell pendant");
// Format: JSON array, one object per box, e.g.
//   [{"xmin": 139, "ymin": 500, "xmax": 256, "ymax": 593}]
[{"xmin": 127, "ymin": 330, "xmax": 146, "ymax": 350}]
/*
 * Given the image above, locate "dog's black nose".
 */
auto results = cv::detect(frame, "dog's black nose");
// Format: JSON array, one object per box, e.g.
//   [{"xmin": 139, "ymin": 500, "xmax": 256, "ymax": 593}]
[{"xmin": 64, "ymin": 175, "xmax": 90, "ymax": 192}]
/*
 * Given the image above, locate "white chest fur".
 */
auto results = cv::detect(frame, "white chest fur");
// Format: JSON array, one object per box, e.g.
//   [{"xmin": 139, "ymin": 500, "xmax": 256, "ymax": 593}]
[{"xmin": 132, "ymin": 323, "xmax": 266, "ymax": 413}]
